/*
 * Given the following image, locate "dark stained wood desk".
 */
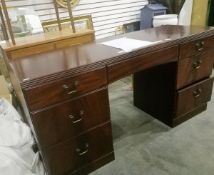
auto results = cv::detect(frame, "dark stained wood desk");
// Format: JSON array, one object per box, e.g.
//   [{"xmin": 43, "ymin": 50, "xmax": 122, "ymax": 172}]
[{"xmin": 3, "ymin": 25, "xmax": 214, "ymax": 175}]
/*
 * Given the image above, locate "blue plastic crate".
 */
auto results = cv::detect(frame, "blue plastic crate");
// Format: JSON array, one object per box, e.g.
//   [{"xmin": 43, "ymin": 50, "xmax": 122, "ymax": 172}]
[{"xmin": 140, "ymin": 4, "xmax": 167, "ymax": 29}]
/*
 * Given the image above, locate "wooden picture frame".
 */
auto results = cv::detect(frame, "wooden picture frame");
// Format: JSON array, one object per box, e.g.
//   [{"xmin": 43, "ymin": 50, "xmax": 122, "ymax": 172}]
[{"xmin": 42, "ymin": 15, "xmax": 94, "ymax": 33}]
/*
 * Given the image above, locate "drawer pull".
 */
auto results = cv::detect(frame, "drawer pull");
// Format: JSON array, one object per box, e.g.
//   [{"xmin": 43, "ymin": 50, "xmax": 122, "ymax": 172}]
[
  {"xmin": 62, "ymin": 81, "xmax": 79, "ymax": 95},
  {"xmin": 68, "ymin": 110, "xmax": 84, "ymax": 124},
  {"xmin": 76, "ymin": 143, "xmax": 89, "ymax": 156},
  {"xmin": 192, "ymin": 59, "xmax": 202, "ymax": 69},
  {"xmin": 193, "ymin": 88, "xmax": 202, "ymax": 98},
  {"xmin": 195, "ymin": 41, "xmax": 204, "ymax": 52},
  {"xmin": 66, "ymin": 90, "xmax": 77, "ymax": 95}
]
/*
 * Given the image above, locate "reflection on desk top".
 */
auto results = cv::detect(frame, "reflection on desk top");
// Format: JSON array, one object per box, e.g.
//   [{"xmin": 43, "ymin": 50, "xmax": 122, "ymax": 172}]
[{"xmin": 8, "ymin": 25, "xmax": 214, "ymax": 84}]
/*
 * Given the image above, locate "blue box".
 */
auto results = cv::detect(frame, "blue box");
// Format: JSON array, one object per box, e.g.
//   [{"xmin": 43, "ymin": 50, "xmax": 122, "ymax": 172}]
[{"xmin": 140, "ymin": 4, "xmax": 167, "ymax": 29}]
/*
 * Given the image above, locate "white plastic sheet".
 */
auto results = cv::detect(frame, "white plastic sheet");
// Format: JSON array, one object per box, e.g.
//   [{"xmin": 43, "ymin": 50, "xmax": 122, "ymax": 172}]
[{"xmin": 0, "ymin": 98, "xmax": 45, "ymax": 175}]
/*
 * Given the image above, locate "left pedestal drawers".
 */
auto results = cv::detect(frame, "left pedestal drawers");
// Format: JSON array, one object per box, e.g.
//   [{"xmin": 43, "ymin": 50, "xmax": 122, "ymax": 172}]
[{"xmin": 22, "ymin": 67, "xmax": 114, "ymax": 175}]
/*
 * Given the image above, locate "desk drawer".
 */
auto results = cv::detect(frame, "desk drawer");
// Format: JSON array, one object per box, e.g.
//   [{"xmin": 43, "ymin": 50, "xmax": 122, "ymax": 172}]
[
  {"xmin": 23, "ymin": 67, "xmax": 107, "ymax": 111},
  {"xmin": 108, "ymin": 46, "xmax": 178, "ymax": 83},
  {"xmin": 179, "ymin": 36, "xmax": 214, "ymax": 59},
  {"xmin": 56, "ymin": 32, "xmax": 95, "ymax": 49},
  {"xmin": 176, "ymin": 78, "xmax": 214, "ymax": 117},
  {"xmin": 45, "ymin": 122, "xmax": 113, "ymax": 175},
  {"xmin": 177, "ymin": 51, "xmax": 214, "ymax": 89},
  {"xmin": 8, "ymin": 43, "xmax": 55, "ymax": 59},
  {"xmin": 31, "ymin": 88, "xmax": 110, "ymax": 147}
]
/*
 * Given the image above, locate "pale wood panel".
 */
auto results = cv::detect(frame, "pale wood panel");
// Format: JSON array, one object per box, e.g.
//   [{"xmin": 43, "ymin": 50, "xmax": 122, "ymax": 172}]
[{"xmin": 3, "ymin": 29, "xmax": 95, "ymax": 59}]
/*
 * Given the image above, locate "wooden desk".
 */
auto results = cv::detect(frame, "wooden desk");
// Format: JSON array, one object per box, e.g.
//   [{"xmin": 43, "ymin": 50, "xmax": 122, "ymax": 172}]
[{"xmin": 3, "ymin": 25, "xmax": 214, "ymax": 175}]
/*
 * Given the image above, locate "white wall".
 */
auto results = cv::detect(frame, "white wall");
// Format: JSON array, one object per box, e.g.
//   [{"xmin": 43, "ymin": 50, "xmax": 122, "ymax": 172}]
[{"xmin": 6, "ymin": 0, "xmax": 148, "ymax": 39}]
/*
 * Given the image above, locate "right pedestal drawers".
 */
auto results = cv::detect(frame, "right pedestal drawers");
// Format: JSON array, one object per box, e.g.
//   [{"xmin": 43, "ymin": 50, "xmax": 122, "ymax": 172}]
[
  {"xmin": 133, "ymin": 35, "xmax": 214, "ymax": 127},
  {"xmin": 174, "ymin": 36, "xmax": 214, "ymax": 125}
]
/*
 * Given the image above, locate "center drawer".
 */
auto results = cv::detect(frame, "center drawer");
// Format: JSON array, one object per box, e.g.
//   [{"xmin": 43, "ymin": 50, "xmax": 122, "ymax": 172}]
[
  {"xmin": 23, "ymin": 67, "xmax": 107, "ymax": 111},
  {"xmin": 108, "ymin": 46, "xmax": 178, "ymax": 83},
  {"xmin": 176, "ymin": 77, "xmax": 214, "ymax": 117},
  {"xmin": 44, "ymin": 122, "xmax": 114, "ymax": 175},
  {"xmin": 31, "ymin": 88, "xmax": 110, "ymax": 147}
]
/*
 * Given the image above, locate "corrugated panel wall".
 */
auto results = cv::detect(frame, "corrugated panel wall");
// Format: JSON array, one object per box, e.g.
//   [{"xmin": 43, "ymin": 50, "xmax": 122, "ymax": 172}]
[{"xmin": 5, "ymin": 0, "xmax": 148, "ymax": 39}]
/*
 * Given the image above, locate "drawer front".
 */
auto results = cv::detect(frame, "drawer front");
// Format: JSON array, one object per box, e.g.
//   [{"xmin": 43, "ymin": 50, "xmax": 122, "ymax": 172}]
[
  {"xmin": 44, "ymin": 122, "xmax": 113, "ymax": 175},
  {"xmin": 56, "ymin": 32, "xmax": 95, "ymax": 49},
  {"xmin": 24, "ymin": 67, "xmax": 107, "ymax": 111},
  {"xmin": 32, "ymin": 88, "xmax": 110, "ymax": 147},
  {"xmin": 108, "ymin": 46, "xmax": 178, "ymax": 83},
  {"xmin": 179, "ymin": 36, "xmax": 214, "ymax": 59},
  {"xmin": 177, "ymin": 51, "xmax": 214, "ymax": 89},
  {"xmin": 176, "ymin": 78, "xmax": 214, "ymax": 117},
  {"xmin": 8, "ymin": 43, "xmax": 55, "ymax": 59}
]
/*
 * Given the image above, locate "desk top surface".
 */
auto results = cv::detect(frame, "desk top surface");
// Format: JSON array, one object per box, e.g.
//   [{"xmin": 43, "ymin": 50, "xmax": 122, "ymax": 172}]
[{"xmin": 8, "ymin": 25, "xmax": 214, "ymax": 85}]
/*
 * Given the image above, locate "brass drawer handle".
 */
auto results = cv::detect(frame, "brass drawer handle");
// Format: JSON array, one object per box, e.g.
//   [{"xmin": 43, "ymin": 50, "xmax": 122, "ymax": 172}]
[
  {"xmin": 68, "ymin": 110, "xmax": 84, "ymax": 124},
  {"xmin": 66, "ymin": 90, "xmax": 77, "ymax": 95},
  {"xmin": 195, "ymin": 41, "xmax": 204, "ymax": 52},
  {"xmin": 62, "ymin": 80, "xmax": 79, "ymax": 95},
  {"xmin": 192, "ymin": 59, "xmax": 202, "ymax": 69},
  {"xmin": 76, "ymin": 143, "xmax": 89, "ymax": 156},
  {"xmin": 193, "ymin": 88, "xmax": 202, "ymax": 98}
]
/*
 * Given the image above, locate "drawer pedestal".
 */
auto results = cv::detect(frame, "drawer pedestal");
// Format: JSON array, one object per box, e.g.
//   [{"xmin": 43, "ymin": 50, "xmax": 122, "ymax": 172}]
[
  {"xmin": 134, "ymin": 36, "xmax": 214, "ymax": 127},
  {"xmin": 21, "ymin": 68, "xmax": 114, "ymax": 175}
]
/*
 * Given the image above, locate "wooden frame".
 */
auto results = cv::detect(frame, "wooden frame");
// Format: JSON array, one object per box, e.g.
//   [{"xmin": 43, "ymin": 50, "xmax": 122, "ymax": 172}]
[{"xmin": 42, "ymin": 15, "xmax": 94, "ymax": 33}]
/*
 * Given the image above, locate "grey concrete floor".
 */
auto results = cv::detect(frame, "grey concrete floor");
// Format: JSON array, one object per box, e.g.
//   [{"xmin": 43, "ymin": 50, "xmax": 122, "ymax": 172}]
[{"xmin": 90, "ymin": 74, "xmax": 214, "ymax": 175}]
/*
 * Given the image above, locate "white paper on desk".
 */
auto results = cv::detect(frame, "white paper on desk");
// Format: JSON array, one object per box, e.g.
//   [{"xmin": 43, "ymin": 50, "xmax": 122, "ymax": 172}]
[{"xmin": 101, "ymin": 37, "xmax": 155, "ymax": 52}]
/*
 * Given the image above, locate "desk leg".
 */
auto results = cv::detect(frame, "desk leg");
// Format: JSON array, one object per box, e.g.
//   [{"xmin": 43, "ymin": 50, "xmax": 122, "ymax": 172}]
[{"xmin": 133, "ymin": 63, "xmax": 177, "ymax": 127}]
